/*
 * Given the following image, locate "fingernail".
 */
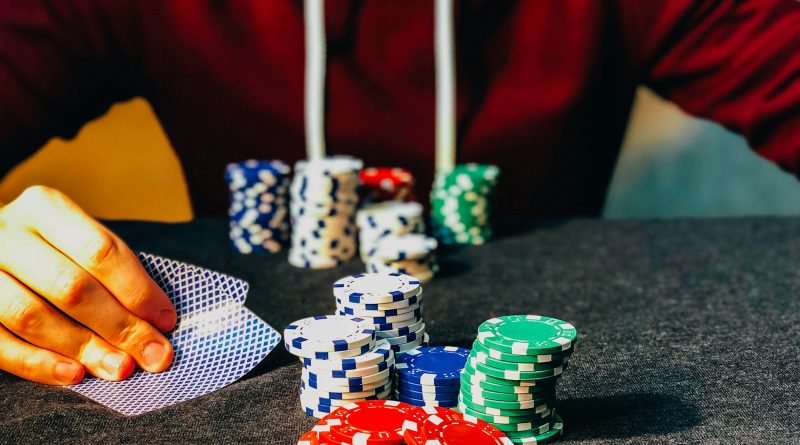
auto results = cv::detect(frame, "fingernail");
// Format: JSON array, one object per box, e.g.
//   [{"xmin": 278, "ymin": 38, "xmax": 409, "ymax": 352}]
[
  {"xmin": 154, "ymin": 309, "xmax": 177, "ymax": 332},
  {"xmin": 101, "ymin": 353, "xmax": 126, "ymax": 375},
  {"xmin": 142, "ymin": 341, "xmax": 166, "ymax": 368},
  {"xmin": 55, "ymin": 362, "xmax": 83, "ymax": 385}
]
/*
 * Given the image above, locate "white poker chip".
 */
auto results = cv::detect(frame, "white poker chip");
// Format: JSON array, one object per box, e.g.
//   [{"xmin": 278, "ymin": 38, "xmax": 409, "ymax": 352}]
[
  {"xmin": 284, "ymin": 315, "xmax": 376, "ymax": 353},
  {"xmin": 300, "ymin": 339, "xmax": 394, "ymax": 371},
  {"xmin": 371, "ymin": 234, "xmax": 437, "ymax": 261},
  {"xmin": 333, "ymin": 272, "xmax": 422, "ymax": 304}
]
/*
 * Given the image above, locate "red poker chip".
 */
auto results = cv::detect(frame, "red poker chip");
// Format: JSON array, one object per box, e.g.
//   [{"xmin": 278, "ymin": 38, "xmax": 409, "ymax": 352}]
[
  {"xmin": 359, "ymin": 167, "xmax": 416, "ymax": 202},
  {"xmin": 403, "ymin": 406, "xmax": 513, "ymax": 445},
  {"xmin": 321, "ymin": 400, "xmax": 416, "ymax": 445},
  {"xmin": 297, "ymin": 424, "xmax": 348, "ymax": 445}
]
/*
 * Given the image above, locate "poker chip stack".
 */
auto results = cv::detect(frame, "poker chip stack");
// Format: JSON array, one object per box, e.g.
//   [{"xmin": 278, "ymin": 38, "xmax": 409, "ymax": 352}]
[
  {"xmin": 283, "ymin": 315, "xmax": 395, "ymax": 418},
  {"xmin": 366, "ymin": 234, "xmax": 439, "ymax": 284},
  {"xmin": 289, "ymin": 156, "xmax": 362, "ymax": 268},
  {"xmin": 394, "ymin": 346, "xmax": 469, "ymax": 408},
  {"xmin": 356, "ymin": 201, "xmax": 425, "ymax": 261},
  {"xmin": 359, "ymin": 167, "xmax": 416, "ymax": 203},
  {"xmin": 333, "ymin": 272, "xmax": 430, "ymax": 356},
  {"xmin": 459, "ymin": 315, "xmax": 577, "ymax": 444},
  {"xmin": 224, "ymin": 160, "xmax": 291, "ymax": 254},
  {"xmin": 431, "ymin": 163, "xmax": 500, "ymax": 245},
  {"xmin": 297, "ymin": 402, "xmax": 514, "ymax": 445}
]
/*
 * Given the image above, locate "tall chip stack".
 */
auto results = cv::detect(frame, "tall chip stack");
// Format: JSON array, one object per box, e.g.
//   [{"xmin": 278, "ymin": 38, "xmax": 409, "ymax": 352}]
[
  {"xmin": 283, "ymin": 315, "xmax": 395, "ymax": 418},
  {"xmin": 333, "ymin": 273, "xmax": 429, "ymax": 356},
  {"xmin": 359, "ymin": 167, "xmax": 416, "ymax": 203},
  {"xmin": 394, "ymin": 346, "xmax": 469, "ymax": 408},
  {"xmin": 225, "ymin": 160, "xmax": 291, "ymax": 254},
  {"xmin": 289, "ymin": 156, "xmax": 362, "ymax": 268},
  {"xmin": 431, "ymin": 163, "xmax": 500, "ymax": 245},
  {"xmin": 356, "ymin": 201, "xmax": 425, "ymax": 260},
  {"xmin": 366, "ymin": 234, "xmax": 439, "ymax": 283},
  {"xmin": 459, "ymin": 315, "xmax": 577, "ymax": 444}
]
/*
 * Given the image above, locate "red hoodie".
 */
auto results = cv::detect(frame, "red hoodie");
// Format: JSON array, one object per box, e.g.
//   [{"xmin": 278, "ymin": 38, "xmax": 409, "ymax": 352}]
[{"xmin": 1, "ymin": 0, "xmax": 798, "ymax": 218}]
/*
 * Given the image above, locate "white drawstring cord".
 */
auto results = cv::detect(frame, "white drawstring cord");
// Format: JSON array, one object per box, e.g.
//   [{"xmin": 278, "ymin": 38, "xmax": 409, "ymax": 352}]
[
  {"xmin": 304, "ymin": 0, "xmax": 456, "ymax": 170},
  {"xmin": 304, "ymin": 0, "xmax": 326, "ymax": 161},
  {"xmin": 434, "ymin": 0, "xmax": 456, "ymax": 173}
]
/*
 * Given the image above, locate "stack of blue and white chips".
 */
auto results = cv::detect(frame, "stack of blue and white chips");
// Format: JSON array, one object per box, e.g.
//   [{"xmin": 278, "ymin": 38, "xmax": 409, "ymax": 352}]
[
  {"xmin": 366, "ymin": 234, "xmax": 439, "ymax": 283},
  {"xmin": 356, "ymin": 201, "xmax": 425, "ymax": 261},
  {"xmin": 225, "ymin": 160, "xmax": 291, "ymax": 254},
  {"xmin": 283, "ymin": 315, "xmax": 395, "ymax": 418},
  {"xmin": 394, "ymin": 346, "xmax": 470, "ymax": 408},
  {"xmin": 333, "ymin": 272, "xmax": 430, "ymax": 355},
  {"xmin": 289, "ymin": 156, "xmax": 362, "ymax": 269}
]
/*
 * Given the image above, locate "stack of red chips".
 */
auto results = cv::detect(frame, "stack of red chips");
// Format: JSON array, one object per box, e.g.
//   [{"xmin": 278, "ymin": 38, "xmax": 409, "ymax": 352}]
[{"xmin": 359, "ymin": 167, "xmax": 416, "ymax": 203}]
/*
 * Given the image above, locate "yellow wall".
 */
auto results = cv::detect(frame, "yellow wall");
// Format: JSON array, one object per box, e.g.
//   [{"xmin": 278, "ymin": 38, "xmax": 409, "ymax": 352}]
[{"xmin": 0, "ymin": 98, "xmax": 193, "ymax": 222}]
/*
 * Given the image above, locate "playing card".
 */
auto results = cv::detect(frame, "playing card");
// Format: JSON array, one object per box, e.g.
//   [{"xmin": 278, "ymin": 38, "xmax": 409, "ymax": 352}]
[{"xmin": 66, "ymin": 253, "xmax": 280, "ymax": 416}]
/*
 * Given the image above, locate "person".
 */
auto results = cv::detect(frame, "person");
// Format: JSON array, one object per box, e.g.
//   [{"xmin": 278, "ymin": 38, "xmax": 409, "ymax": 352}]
[{"xmin": 0, "ymin": 0, "xmax": 797, "ymax": 385}]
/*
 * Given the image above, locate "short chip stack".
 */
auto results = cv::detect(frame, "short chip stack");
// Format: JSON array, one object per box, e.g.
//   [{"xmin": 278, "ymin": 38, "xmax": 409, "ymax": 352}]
[
  {"xmin": 359, "ymin": 167, "xmax": 416, "ymax": 203},
  {"xmin": 356, "ymin": 201, "xmax": 425, "ymax": 261},
  {"xmin": 394, "ymin": 346, "xmax": 469, "ymax": 408},
  {"xmin": 283, "ymin": 315, "xmax": 394, "ymax": 418},
  {"xmin": 289, "ymin": 156, "xmax": 362, "ymax": 268},
  {"xmin": 225, "ymin": 160, "xmax": 291, "ymax": 254},
  {"xmin": 297, "ymin": 401, "xmax": 515, "ymax": 445},
  {"xmin": 431, "ymin": 163, "xmax": 500, "ymax": 245},
  {"xmin": 333, "ymin": 273, "xmax": 429, "ymax": 356},
  {"xmin": 459, "ymin": 315, "xmax": 577, "ymax": 444},
  {"xmin": 366, "ymin": 234, "xmax": 439, "ymax": 284}
]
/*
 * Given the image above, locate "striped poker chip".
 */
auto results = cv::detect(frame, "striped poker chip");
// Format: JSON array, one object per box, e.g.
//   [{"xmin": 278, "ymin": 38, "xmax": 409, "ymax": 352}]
[
  {"xmin": 304, "ymin": 367, "xmax": 392, "ymax": 387},
  {"xmin": 300, "ymin": 380, "xmax": 393, "ymax": 401},
  {"xmin": 477, "ymin": 315, "xmax": 577, "ymax": 356},
  {"xmin": 286, "ymin": 339, "xmax": 374, "ymax": 360},
  {"xmin": 402, "ymin": 405, "xmax": 512, "ymax": 445},
  {"xmin": 333, "ymin": 273, "xmax": 421, "ymax": 304},
  {"xmin": 396, "ymin": 346, "xmax": 469, "ymax": 385},
  {"xmin": 284, "ymin": 315, "xmax": 376, "ymax": 353},
  {"xmin": 375, "ymin": 319, "xmax": 425, "ymax": 339},
  {"xmin": 336, "ymin": 291, "xmax": 422, "ymax": 311},
  {"xmin": 320, "ymin": 400, "xmax": 417, "ymax": 445},
  {"xmin": 301, "ymin": 339, "xmax": 394, "ymax": 371}
]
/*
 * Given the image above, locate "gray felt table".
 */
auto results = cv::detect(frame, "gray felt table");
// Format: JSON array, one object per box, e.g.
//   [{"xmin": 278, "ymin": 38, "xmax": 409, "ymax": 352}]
[{"xmin": 2, "ymin": 217, "xmax": 800, "ymax": 444}]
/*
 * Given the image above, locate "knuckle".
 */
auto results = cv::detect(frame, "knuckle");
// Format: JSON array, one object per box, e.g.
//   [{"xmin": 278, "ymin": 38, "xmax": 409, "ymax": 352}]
[
  {"xmin": 52, "ymin": 270, "xmax": 92, "ymax": 308},
  {"xmin": 4, "ymin": 301, "xmax": 46, "ymax": 334},
  {"xmin": 20, "ymin": 352, "xmax": 44, "ymax": 378},
  {"xmin": 82, "ymin": 233, "xmax": 116, "ymax": 269},
  {"xmin": 110, "ymin": 322, "xmax": 141, "ymax": 347}
]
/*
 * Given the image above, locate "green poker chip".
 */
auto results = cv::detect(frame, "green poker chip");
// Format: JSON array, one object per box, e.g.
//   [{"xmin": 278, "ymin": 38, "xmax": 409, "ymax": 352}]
[
  {"xmin": 458, "ymin": 394, "xmax": 549, "ymax": 417},
  {"xmin": 460, "ymin": 390, "xmax": 553, "ymax": 411},
  {"xmin": 460, "ymin": 373, "xmax": 558, "ymax": 394},
  {"xmin": 472, "ymin": 351, "xmax": 564, "ymax": 371},
  {"xmin": 492, "ymin": 416, "xmax": 554, "ymax": 433},
  {"xmin": 430, "ymin": 163, "xmax": 500, "ymax": 246},
  {"xmin": 478, "ymin": 315, "xmax": 577, "ymax": 355},
  {"xmin": 505, "ymin": 412, "xmax": 564, "ymax": 445},
  {"xmin": 457, "ymin": 403, "xmax": 551, "ymax": 425},
  {"xmin": 463, "ymin": 361, "xmax": 561, "ymax": 387},
  {"xmin": 472, "ymin": 340, "xmax": 574, "ymax": 364},
  {"xmin": 460, "ymin": 385, "xmax": 556, "ymax": 402},
  {"xmin": 468, "ymin": 357, "xmax": 565, "ymax": 381}
]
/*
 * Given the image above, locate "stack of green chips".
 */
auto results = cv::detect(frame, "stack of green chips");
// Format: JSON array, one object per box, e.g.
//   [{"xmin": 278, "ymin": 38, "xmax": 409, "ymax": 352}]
[
  {"xmin": 430, "ymin": 163, "xmax": 500, "ymax": 245},
  {"xmin": 459, "ymin": 315, "xmax": 578, "ymax": 444}
]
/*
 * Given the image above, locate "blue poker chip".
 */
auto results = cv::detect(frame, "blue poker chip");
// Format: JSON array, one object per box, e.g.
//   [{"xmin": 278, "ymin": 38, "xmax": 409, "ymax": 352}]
[
  {"xmin": 395, "ymin": 378, "xmax": 461, "ymax": 394},
  {"xmin": 395, "ymin": 386, "xmax": 460, "ymax": 402},
  {"xmin": 395, "ymin": 346, "xmax": 470, "ymax": 385},
  {"xmin": 396, "ymin": 394, "xmax": 458, "ymax": 408}
]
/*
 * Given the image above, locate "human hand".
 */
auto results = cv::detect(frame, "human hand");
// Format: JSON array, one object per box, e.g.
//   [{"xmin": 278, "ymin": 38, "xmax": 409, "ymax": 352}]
[{"xmin": 0, "ymin": 186, "xmax": 175, "ymax": 385}]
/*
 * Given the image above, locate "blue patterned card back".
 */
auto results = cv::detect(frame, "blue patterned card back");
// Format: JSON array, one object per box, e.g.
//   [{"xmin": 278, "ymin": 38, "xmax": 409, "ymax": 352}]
[{"xmin": 66, "ymin": 253, "xmax": 279, "ymax": 416}]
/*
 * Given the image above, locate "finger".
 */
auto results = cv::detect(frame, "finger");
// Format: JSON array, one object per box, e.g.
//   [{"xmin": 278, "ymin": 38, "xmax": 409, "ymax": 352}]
[
  {"xmin": 0, "ymin": 231, "xmax": 174, "ymax": 373},
  {"xmin": 0, "ymin": 271, "xmax": 135, "ymax": 381},
  {"xmin": 8, "ymin": 186, "xmax": 176, "ymax": 332},
  {"xmin": 0, "ymin": 324, "xmax": 84, "ymax": 385}
]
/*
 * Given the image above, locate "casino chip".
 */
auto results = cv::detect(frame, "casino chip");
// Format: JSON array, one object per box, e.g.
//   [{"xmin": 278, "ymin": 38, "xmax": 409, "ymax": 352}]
[
  {"xmin": 403, "ymin": 405, "xmax": 513, "ymax": 445},
  {"xmin": 356, "ymin": 201, "xmax": 425, "ymax": 262},
  {"xmin": 225, "ymin": 160, "xmax": 291, "ymax": 254},
  {"xmin": 365, "ymin": 235, "xmax": 439, "ymax": 284},
  {"xmin": 359, "ymin": 167, "xmax": 416, "ymax": 203},
  {"xmin": 284, "ymin": 315, "xmax": 395, "ymax": 418},
  {"xmin": 333, "ymin": 273, "xmax": 428, "ymax": 354},
  {"xmin": 320, "ymin": 399, "xmax": 417, "ymax": 445},
  {"xmin": 393, "ymin": 346, "xmax": 468, "ymax": 408},
  {"xmin": 459, "ymin": 315, "xmax": 577, "ymax": 444},
  {"xmin": 430, "ymin": 163, "xmax": 500, "ymax": 246},
  {"xmin": 289, "ymin": 156, "xmax": 362, "ymax": 269}
]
